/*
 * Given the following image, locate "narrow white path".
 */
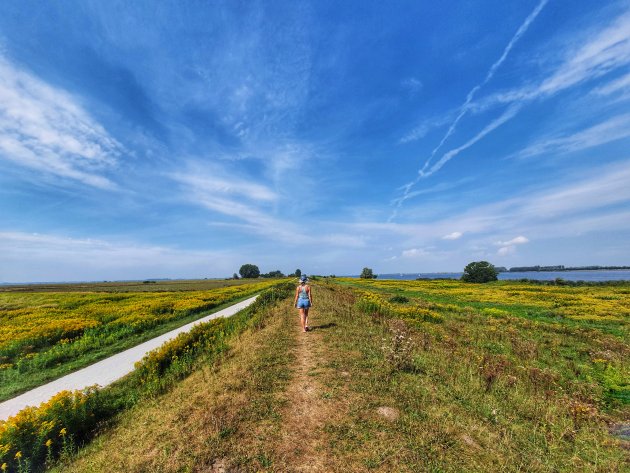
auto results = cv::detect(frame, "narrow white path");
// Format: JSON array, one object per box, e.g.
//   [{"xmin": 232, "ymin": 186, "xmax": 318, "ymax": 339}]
[{"xmin": 0, "ymin": 295, "xmax": 258, "ymax": 421}]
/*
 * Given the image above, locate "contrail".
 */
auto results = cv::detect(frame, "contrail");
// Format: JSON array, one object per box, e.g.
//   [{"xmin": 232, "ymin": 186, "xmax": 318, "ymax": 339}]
[
  {"xmin": 423, "ymin": 103, "xmax": 521, "ymax": 177},
  {"xmin": 390, "ymin": 0, "xmax": 549, "ymax": 221}
]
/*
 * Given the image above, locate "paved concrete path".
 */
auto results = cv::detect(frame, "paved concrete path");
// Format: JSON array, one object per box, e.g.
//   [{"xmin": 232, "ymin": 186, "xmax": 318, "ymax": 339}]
[{"xmin": 0, "ymin": 295, "xmax": 259, "ymax": 421}]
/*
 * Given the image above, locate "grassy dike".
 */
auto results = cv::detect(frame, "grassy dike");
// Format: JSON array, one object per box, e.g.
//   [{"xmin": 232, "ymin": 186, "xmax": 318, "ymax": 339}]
[
  {"xmin": 0, "ymin": 283, "xmax": 294, "ymax": 473},
  {"xmin": 54, "ymin": 281, "xmax": 627, "ymax": 472}
]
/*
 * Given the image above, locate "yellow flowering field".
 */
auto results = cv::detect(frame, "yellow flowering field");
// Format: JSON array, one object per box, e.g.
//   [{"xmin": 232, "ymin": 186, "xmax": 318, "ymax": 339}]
[
  {"xmin": 0, "ymin": 282, "xmax": 294, "ymax": 473},
  {"xmin": 0, "ymin": 279, "xmax": 280, "ymax": 400},
  {"xmin": 345, "ymin": 277, "xmax": 629, "ymax": 406},
  {"xmin": 342, "ymin": 278, "xmax": 630, "ymax": 332}
]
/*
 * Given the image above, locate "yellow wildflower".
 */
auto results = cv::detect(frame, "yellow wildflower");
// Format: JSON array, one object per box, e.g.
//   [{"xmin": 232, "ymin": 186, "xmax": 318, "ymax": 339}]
[
  {"xmin": 1, "ymin": 463, "xmax": 7, "ymax": 471},
  {"xmin": 59, "ymin": 427, "xmax": 67, "ymax": 436},
  {"xmin": 14, "ymin": 451, "xmax": 22, "ymax": 459},
  {"xmin": 45, "ymin": 438, "xmax": 53, "ymax": 447}
]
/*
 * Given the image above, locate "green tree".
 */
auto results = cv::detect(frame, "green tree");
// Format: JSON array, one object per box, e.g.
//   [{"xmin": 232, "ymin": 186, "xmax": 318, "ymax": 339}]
[
  {"xmin": 239, "ymin": 264, "xmax": 260, "ymax": 279},
  {"xmin": 232, "ymin": 273, "xmax": 239, "ymax": 280},
  {"xmin": 360, "ymin": 267, "xmax": 377, "ymax": 279},
  {"xmin": 461, "ymin": 261, "xmax": 498, "ymax": 283},
  {"xmin": 295, "ymin": 269, "xmax": 302, "ymax": 278}
]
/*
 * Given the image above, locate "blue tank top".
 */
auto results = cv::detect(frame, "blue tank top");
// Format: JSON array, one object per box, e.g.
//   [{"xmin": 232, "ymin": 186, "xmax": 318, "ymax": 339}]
[{"xmin": 298, "ymin": 285, "xmax": 309, "ymax": 300}]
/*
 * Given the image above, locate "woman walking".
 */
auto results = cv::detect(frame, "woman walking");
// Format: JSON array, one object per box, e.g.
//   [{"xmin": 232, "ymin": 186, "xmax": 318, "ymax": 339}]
[{"xmin": 294, "ymin": 275, "xmax": 313, "ymax": 332}]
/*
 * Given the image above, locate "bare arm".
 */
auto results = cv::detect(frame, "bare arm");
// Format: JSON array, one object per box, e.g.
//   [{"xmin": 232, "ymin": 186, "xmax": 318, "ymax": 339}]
[
  {"xmin": 308, "ymin": 285, "xmax": 313, "ymax": 305},
  {"xmin": 294, "ymin": 286, "xmax": 299, "ymax": 306}
]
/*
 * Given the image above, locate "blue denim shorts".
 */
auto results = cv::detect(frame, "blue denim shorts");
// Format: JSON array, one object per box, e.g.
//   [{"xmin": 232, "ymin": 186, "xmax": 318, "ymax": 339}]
[{"xmin": 297, "ymin": 299, "xmax": 311, "ymax": 309}]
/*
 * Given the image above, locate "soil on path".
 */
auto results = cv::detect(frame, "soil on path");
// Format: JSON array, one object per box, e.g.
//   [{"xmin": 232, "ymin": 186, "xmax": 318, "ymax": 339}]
[{"xmin": 274, "ymin": 291, "xmax": 342, "ymax": 472}]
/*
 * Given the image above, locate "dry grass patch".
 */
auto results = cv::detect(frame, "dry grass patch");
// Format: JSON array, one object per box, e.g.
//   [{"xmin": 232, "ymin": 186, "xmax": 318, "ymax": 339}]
[{"xmin": 57, "ymin": 302, "xmax": 295, "ymax": 473}]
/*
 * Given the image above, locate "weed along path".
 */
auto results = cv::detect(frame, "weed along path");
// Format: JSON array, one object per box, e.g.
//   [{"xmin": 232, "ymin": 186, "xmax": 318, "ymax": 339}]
[
  {"xmin": 275, "ymin": 293, "xmax": 332, "ymax": 470},
  {"xmin": 0, "ymin": 295, "xmax": 259, "ymax": 421},
  {"xmin": 38, "ymin": 281, "xmax": 628, "ymax": 472}
]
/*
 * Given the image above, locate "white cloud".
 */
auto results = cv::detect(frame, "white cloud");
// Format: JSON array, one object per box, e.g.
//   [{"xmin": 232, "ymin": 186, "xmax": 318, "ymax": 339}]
[
  {"xmin": 169, "ymin": 162, "xmax": 308, "ymax": 244},
  {"xmin": 515, "ymin": 113, "xmax": 630, "ymax": 159},
  {"xmin": 353, "ymin": 160, "xmax": 630, "ymax": 250},
  {"xmin": 0, "ymin": 55, "xmax": 123, "ymax": 189},
  {"xmin": 170, "ymin": 163, "xmax": 367, "ymax": 248},
  {"xmin": 495, "ymin": 235, "xmax": 529, "ymax": 256},
  {"xmin": 536, "ymin": 11, "xmax": 630, "ymax": 98},
  {"xmin": 497, "ymin": 245, "xmax": 516, "ymax": 256},
  {"xmin": 398, "ymin": 114, "xmax": 452, "ymax": 144},
  {"xmin": 496, "ymin": 236, "xmax": 529, "ymax": 246},
  {"xmin": 393, "ymin": 7, "xmax": 630, "ymax": 218},
  {"xmin": 592, "ymin": 72, "xmax": 630, "ymax": 97},
  {"xmin": 442, "ymin": 231, "xmax": 463, "ymax": 240},
  {"xmin": 171, "ymin": 165, "xmax": 278, "ymax": 203},
  {"xmin": 402, "ymin": 247, "xmax": 431, "ymax": 258},
  {"xmin": 475, "ymin": 11, "xmax": 630, "ymax": 109}
]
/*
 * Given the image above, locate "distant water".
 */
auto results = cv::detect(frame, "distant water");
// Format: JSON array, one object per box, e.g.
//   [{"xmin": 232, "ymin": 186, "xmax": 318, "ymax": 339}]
[{"xmin": 376, "ymin": 270, "xmax": 630, "ymax": 282}]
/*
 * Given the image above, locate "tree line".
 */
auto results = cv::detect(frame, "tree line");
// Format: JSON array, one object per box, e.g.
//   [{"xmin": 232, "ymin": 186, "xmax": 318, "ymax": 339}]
[{"xmin": 235, "ymin": 264, "xmax": 302, "ymax": 279}]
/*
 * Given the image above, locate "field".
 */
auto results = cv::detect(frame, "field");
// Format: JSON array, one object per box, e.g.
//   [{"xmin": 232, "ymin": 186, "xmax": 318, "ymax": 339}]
[
  {"xmin": 0, "ymin": 278, "xmax": 260, "ymax": 293},
  {"xmin": 2, "ymin": 278, "xmax": 628, "ymax": 472},
  {"xmin": 341, "ymin": 278, "xmax": 629, "ymax": 405},
  {"xmin": 47, "ymin": 279, "xmax": 628, "ymax": 472},
  {"xmin": 0, "ymin": 279, "xmax": 280, "ymax": 400}
]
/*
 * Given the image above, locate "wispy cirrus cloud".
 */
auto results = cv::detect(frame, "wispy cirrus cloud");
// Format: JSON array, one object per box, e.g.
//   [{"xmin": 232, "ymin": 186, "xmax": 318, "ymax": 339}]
[
  {"xmin": 169, "ymin": 163, "xmax": 367, "ymax": 248},
  {"xmin": 359, "ymin": 160, "xmax": 630, "ymax": 255},
  {"xmin": 401, "ymin": 77, "xmax": 423, "ymax": 97},
  {"xmin": 169, "ymin": 164, "xmax": 293, "ymax": 240},
  {"xmin": 398, "ymin": 113, "xmax": 452, "ymax": 144},
  {"xmin": 474, "ymin": 10, "xmax": 630, "ymax": 109},
  {"xmin": 402, "ymin": 247, "xmax": 433, "ymax": 258},
  {"xmin": 392, "ymin": 5, "xmax": 630, "ymax": 220},
  {"xmin": 515, "ymin": 113, "xmax": 630, "ymax": 159},
  {"xmin": 391, "ymin": 0, "xmax": 549, "ymax": 217},
  {"xmin": 592, "ymin": 72, "xmax": 630, "ymax": 97},
  {"xmin": 0, "ymin": 55, "xmax": 123, "ymax": 189}
]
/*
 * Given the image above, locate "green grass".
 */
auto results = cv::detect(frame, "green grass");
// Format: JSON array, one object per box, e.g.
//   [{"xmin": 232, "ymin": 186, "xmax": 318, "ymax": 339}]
[
  {"xmin": 0, "ymin": 292, "xmax": 255, "ymax": 401},
  {"xmin": 338, "ymin": 278, "xmax": 629, "ymax": 338},
  {"xmin": 52, "ymin": 285, "xmax": 295, "ymax": 473},
  {"xmin": 1, "ymin": 283, "xmax": 295, "ymax": 473},
  {"xmin": 5, "ymin": 279, "xmax": 628, "ymax": 472},
  {"xmin": 319, "ymin": 281, "xmax": 628, "ymax": 471}
]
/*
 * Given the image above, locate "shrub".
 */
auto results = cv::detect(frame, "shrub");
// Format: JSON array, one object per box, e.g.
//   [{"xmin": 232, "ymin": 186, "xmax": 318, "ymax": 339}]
[
  {"xmin": 383, "ymin": 320, "xmax": 415, "ymax": 372},
  {"xmin": 0, "ymin": 388, "xmax": 105, "ymax": 472},
  {"xmin": 239, "ymin": 264, "xmax": 260, "ymax": 279},
  {"xmin": 461, "ymin": 261, "xmax": 498, "ymax": 283},
  {"xmin": 360, "ymin": 267, "xmax": 377, "ymax": 279}
]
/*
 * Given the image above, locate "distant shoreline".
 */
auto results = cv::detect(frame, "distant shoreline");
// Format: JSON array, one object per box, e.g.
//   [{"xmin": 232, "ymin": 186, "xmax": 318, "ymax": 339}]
[
  {"xmin": 502, "ymin": 266, "xmax": 630, "ymax": 272},
  {"xmin": 373, "ymin": 269, "xmax": 630, "ymax": 282}
]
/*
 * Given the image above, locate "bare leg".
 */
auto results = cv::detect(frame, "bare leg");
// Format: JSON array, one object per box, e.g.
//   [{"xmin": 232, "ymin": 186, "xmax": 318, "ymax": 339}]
[
  {"xmin": 304, "ymin": 308, "xmax": 309, "ymax": 331},
  {"xmin": 300, "ymin": 309, "xmax": 306, "ymax": 332}
]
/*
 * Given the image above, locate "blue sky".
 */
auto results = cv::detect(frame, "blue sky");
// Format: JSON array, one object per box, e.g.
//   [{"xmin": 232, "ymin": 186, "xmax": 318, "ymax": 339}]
[{"xmin": 1, "ymin": 0, "xmax": 630, "ymax": 281}]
